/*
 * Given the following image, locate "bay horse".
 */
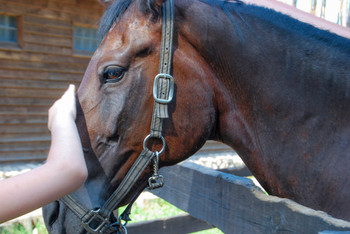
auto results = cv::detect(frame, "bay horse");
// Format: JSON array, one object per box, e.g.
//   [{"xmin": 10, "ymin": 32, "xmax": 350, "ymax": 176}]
[{"xmin": 43, "ymin": 0, "xmax": 350, "ymax": 232}]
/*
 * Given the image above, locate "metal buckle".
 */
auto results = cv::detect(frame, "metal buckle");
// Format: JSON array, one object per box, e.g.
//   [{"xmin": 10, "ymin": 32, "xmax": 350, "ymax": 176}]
[
  {"xmin": 82, "ymin": 209, "xmax": 109, "ymax": 233},
  {"xmin": 148, "ymin": 174, "xmax": 164, "ymax": 190},
  {"xmin": 111, "ymin": 220, "xmax": 128, "ymax": 234},
  {"xmin": 153, "ymin": 73, "xmax": 174, "ymax": 104}
]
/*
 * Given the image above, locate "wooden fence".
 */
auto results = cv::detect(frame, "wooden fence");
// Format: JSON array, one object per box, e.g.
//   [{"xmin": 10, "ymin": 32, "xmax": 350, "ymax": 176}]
[{"xmin": 125, "ymin": 161, "xmax": 350, "ymax": 234}]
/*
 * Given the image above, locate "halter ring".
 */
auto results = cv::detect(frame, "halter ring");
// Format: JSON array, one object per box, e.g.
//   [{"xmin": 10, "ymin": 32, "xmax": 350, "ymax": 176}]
[{"xmin": 143, "ymin": 134, "xmax": 166, "ymax": 155}]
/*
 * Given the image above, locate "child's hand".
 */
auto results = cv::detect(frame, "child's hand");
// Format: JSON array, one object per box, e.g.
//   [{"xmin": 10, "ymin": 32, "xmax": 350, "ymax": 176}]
[
  {"xmin": 0, "ymin": 86, "xmax": 86, "ymax": 224},
  {"xmin": 48, "ymin": 84, "xmax": 77, "ymax": 131}
]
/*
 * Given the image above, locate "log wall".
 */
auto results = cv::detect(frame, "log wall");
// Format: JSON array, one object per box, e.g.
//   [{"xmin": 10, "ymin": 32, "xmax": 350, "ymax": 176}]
[{"xmin": 0, "ymin": 0, "xmax": 104, "ymax": 162}]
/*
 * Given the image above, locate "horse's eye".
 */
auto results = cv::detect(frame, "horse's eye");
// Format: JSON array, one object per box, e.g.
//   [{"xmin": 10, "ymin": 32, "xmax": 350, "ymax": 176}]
[{"xmin": 103, "ymin": 66, "xmax": 125, "ymax": 83}]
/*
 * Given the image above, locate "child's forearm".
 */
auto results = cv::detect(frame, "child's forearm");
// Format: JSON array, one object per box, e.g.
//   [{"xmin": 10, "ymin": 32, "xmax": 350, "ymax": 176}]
[
  {"xmin": 0, "ymin": 161, "xmax": 80, "ymax": 223},
  {"xmin": 0, "ymin": 123, "xmax": 86, "ymax": 223},
  {"xmin": 0, "ymin": 85, "xmax": 87, "ymax": 223},
  {"xmin": 47, "ymin": 118, "xmax": 87, "ymax": 191}
]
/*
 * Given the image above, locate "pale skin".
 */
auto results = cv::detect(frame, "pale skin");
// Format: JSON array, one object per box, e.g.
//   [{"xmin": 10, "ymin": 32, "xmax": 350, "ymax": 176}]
[{"xmin": 0, "ymin": 84, "xmax": 87, "ymax": 223}]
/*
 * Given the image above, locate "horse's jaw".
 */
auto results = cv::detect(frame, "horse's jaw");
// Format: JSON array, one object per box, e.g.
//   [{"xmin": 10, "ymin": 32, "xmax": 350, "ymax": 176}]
[{"xmin": 43, "ymin": 200, "xmax": 88, "ymax": 234}]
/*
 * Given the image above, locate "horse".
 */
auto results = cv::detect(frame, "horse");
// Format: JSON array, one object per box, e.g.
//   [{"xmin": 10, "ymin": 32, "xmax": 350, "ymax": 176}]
[{"xmin": 43, "ymin": 0, "xmax": 350, "ymax": 232}]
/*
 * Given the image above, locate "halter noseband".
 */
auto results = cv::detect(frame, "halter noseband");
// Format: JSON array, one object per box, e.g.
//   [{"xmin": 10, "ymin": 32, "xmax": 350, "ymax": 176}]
[{"xmin": 59, "ymin": 0, "xmax": 175, "ymax": 233}]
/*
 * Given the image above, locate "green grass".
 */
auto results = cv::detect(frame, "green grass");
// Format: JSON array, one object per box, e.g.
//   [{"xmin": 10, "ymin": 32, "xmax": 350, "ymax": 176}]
[
  {"xmin": 0, "ymin": 196, "xmax": 223, "ymax": 233},
  {"xmin": 0, "ymin": 220, "xmax": 48, "ymax": 234},
  {"xmin": 119, "ymin": 197, "xmax": 186, "ymax": 223},
  {"xmin": 119, "ymin": 197, "xmax": 223, "ymax": 233},
  {"xmin": 190, "ymin": 229, "xmax": 223, "ymax": 234}
]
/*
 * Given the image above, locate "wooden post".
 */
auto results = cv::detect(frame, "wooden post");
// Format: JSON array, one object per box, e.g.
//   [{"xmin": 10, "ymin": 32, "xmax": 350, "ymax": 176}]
[
  {"xmin": 321, "ymin": 0, "xmax": 327, "ymax": 18},
  {"xmin": 310, "ymin": 0, "xmax": 317, "ymax": 16},
  {"xmin": 293, "ymin": 0, "xmax": 297, "ymax": 7},
  {"xmin": 340, "ymin": 0, "xmax": 344, "ymax": 26},
  {"xmin": 347, "ymin": 0, "xmax": 350, "ymax": 27}
]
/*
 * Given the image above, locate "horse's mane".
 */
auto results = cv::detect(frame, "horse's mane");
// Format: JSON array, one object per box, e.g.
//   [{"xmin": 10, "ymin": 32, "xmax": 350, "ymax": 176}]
[
  {"xmin": 98, "ymin": 0, "xmax": 350, "ymax": 53},
  {"xmin": 232, "ymin": 2, "xmax": 350, "ymax": 53}
]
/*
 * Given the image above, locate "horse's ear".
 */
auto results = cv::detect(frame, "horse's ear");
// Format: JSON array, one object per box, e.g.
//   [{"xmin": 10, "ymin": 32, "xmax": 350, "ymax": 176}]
[{"xmin": 139, "ymin": 0, "xmax": 166, "ymax": 18}]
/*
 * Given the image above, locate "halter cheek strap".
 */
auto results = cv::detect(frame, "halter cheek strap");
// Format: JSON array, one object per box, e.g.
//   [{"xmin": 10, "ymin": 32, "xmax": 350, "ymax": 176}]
[{"xmin": 59, "ymin": 0, "xmax": 175, "ymax": 233}]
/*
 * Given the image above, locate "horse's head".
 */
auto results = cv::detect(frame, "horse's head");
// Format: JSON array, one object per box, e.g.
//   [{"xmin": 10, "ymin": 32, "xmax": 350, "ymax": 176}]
[{"xmin": 44, "ymin": 0, "xmax": 225, "ymax": 232}]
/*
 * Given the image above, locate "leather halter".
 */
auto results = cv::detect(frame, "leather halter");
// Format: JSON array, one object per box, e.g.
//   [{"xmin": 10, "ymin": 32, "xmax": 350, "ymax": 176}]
[{"xmin": 59, "ymin": 0, "xmax": 175, "ymax": 233}]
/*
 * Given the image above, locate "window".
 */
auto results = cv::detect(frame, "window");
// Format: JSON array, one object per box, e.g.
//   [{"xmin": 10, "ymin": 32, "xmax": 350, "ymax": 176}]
[
  {"xmin": 73, "ymin": 26, "xmax": 99, "ymax": 53},
  {"xmin": 0, "ymin": 15, "xmax": 17, "ymax": 43}
]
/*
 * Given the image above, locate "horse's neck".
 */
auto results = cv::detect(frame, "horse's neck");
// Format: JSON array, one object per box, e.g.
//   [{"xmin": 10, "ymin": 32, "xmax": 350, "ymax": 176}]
[{"xmin": 187, "ymin": 1, "xmax": 350, "ymax": 200}]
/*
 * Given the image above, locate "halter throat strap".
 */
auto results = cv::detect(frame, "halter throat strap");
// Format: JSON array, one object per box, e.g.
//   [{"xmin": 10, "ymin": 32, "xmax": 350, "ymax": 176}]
[{"xmin": 59, "ymin": 0, "xmax": 175, "ymax": 233}]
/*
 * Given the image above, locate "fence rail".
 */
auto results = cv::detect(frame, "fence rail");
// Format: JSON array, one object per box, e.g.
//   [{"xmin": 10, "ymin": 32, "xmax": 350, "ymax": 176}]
[{"xmin": 148, "ymin": 162, "xmax": 350, "ymax": 234}]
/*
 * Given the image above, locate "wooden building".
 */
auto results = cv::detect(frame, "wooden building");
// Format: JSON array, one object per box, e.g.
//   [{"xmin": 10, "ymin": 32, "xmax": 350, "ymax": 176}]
[{"xmin": 0, "ymin": 0, "xmax": 105, "ymax": 163}]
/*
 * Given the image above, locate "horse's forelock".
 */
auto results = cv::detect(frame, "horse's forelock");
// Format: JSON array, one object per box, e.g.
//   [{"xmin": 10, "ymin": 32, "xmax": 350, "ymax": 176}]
[
  {"xmin": 97, "ymin": 0, "xmax": 167, "ymax": 39},
  {"xmin": 98, "ymin": 0, "xmax": 134, "ymax": 39}
]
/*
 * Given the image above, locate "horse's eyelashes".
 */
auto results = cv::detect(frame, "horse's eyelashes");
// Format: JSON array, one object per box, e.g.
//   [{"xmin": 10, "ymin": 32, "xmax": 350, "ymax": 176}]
[{"xmin": 102, "ymin": 66, "xmax": 126, "ymax": 84}]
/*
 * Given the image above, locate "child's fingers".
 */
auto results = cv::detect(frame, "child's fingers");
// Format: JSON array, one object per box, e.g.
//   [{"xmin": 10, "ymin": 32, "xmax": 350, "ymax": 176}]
[
  {"xmin": 66, "ymin": 84, "xmax": 75, "ymax": 96},
  {"xmin": 48, "ymin": 84, "xmax": 77, "ymax": 131},
  {"xmin": 58, "ymin": 84, "xmax": 76, "ymax": 107},
  {"xmin": 61, "ymin": 84, "xmax": 75, "ymax": 100}
]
